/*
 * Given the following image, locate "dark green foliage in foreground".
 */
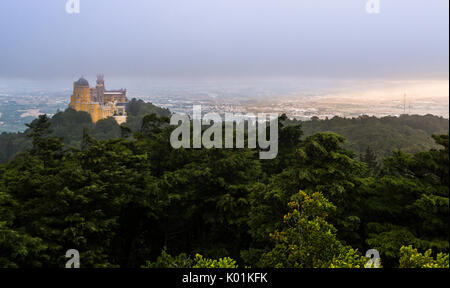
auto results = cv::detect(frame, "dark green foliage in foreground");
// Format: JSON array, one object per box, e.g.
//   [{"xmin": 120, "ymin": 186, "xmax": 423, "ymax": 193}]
[
  {"xmin": 399, "ymin": 246, "xmax": 449, "ymax": 268},
  {"xmin": 361, "ymin": 134, "xmax": 449, "ymax": 266},
  {"xmin": 258, "ymin": 190, "xmax": 368, "ymax": 268},
  {"xmin": 0, "ymin": 111, "xmax": 448, "ymax": 268},
  {"xmin": 142, "ymin": 249, "xmax": 238, "ymax": 268}
]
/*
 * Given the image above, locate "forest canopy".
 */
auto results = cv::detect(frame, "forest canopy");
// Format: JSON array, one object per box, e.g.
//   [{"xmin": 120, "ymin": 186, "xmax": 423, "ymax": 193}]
[
  {"xmin": 1, "ymin": 105, "xmax": 447, "ymax": 164},
  {"xmin": 0, "ymin": 100, "xmax": 448, "ymax": 268}
]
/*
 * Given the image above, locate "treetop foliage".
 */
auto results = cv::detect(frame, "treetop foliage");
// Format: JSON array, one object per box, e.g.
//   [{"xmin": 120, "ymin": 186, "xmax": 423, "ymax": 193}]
[{"xmin": 0, "ymin": 101, "xmax": 448, "ymax": 268}]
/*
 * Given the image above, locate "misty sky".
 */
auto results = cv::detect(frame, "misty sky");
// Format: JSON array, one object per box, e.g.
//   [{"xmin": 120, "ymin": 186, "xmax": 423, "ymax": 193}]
[{"xmin": 0, "ymin": 0, "xmax": 448, "ymax": 79}]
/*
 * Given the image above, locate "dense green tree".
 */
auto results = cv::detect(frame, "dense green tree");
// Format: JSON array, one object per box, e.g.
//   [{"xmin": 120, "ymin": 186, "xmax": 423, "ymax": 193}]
[
  {"xmin": 259, "ymin": 190, "xmax": 367, "ymax": 268},
  {"xmin": 246, "ymin": 132, "xmax": 367, "ymax": 257},
  {"xmin": 362, "ymin": 146, "xmax": 378, "ymax": 171},
  {"xmin": 142, "ymin": 248, "xmax": 238, "ymax": 268},
  {"xmin": 361, "ymin": 135, "xmax": 449, "ymax": 266},
  {"xmin": 92, "ymin": 117, "xmax": 121, "ymax": 140},
  {"xmin": 399, "ymin": 246, "xmax": 449, "ymax": 268}
]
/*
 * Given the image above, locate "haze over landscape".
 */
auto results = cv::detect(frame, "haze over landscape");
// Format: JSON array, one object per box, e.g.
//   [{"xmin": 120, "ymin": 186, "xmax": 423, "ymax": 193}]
[{"xmin": 0, "ymin": 0, "xmax": 448, "ymax": 131}]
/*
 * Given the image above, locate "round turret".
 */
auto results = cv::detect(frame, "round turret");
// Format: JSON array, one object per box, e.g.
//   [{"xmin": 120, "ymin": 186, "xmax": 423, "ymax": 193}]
[{"xmin": 75, "ymin": 77, "xmax": 89, "ymax": 87}]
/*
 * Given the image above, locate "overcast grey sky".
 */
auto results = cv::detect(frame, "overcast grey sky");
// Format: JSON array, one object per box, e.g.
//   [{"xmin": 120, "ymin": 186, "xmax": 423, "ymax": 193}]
[{"xmin": 0, "ymin": 0, "xmax": 448, "ymax": 79}]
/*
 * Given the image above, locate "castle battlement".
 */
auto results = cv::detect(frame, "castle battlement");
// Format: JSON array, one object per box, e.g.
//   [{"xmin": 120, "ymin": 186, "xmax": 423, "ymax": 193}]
[{"xmin": 69, "ymin": 75, "xmax": 128, "ymax": 124}]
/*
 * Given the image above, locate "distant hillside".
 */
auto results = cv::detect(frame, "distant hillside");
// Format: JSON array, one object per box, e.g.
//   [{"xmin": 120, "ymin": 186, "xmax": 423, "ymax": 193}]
[
  {"xmin": 0, "ymin": 99, "xmax": 170, "ymax": 163},
  {"xmin": 1, "ymin": 103, "xmax": 448, "ymax": 164},
  {"xmin": 295, "ymin": 114, "xmax": 449, "ymax": 159}
]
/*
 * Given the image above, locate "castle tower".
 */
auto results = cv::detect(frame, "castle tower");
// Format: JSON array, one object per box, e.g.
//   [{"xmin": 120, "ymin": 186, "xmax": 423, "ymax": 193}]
[
  {"xmin": 70, "ymin": 77, "xmax": 91, "ymax": 108},
  {"xmin": 95, "ymin": 74, "xmax": 105, "ymax": 103},
  {"xmin": 96, "ymin": 74, "xmax": 105, "ymax": 86}
]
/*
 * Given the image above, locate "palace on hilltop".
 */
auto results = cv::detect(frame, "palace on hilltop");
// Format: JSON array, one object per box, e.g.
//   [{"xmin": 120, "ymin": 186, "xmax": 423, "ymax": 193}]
[{"xmin": 69, "ymin": 75, "xmax": 128, "ymax": 124}]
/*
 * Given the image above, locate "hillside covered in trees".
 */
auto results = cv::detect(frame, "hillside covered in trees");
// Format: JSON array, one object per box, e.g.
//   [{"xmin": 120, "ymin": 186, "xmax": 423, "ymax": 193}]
[
  {"xmin": 1, "ymin": 104, "xmax": 447, "ymax": 165},
  {"xmin": 295, "ymin": 114, "xmax": 449, "ymax": 159},
  {"xmin": 0, "ymin": 99, "xmax": 170, "ymax": 164},
  {"xmin": 0, "ymin": 100, "xmax": 448, "ymax": 268}
]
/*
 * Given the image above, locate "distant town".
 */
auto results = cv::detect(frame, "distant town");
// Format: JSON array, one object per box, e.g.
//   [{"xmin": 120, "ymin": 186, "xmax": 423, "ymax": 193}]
[{"xmin": 0, "ymin": 78, "xmax": 448, "ymax": 133}]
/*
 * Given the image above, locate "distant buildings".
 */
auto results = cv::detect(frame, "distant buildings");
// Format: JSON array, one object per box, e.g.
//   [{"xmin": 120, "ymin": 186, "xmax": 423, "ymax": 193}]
[{"xmin": 69, "ymin": 75, "xmax": 128, "ymax": 124}]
